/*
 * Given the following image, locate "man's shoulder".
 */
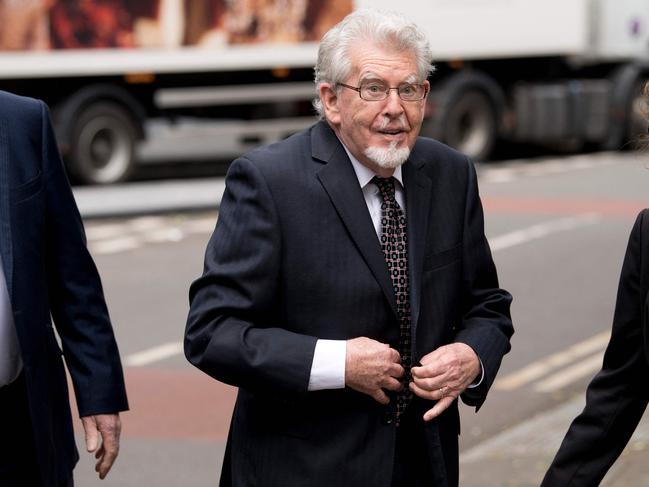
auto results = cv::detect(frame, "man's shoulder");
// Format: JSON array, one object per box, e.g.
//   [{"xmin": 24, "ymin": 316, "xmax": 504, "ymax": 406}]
[
  {"xmin": 414, "ymin": 136, "xmax": 470, "ymax": 165},
  {"xmin": 412, "ymin": 136, "xmax": 474, "ymax": 178},
  {"xmin": 0, "ymin": 90, "xmax": 43, "ymax": 125},
  {"xmin": 238, "ymin": 123, "xmax": 316, "ymax": 170}
]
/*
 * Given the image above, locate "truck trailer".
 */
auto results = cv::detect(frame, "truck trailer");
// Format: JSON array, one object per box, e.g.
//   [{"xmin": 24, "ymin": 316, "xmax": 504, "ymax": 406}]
[{"xmin": 1, "ymin": 0, "xmax": 648, "ymax": 184}]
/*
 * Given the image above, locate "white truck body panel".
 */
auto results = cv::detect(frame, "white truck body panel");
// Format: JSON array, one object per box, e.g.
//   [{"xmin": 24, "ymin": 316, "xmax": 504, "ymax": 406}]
[
  {"xmin": 361, "ymin": 0, "xmax": 589, "ymax": 60},
  {"xmin": 2, "ymin": 0, "xmax": 649, "ymax": 79},
  {"xmin": 0, "ymin": 44, "xmax": 320, "ymax": 79},
  {"xmin": 590, "ymin": 0, "xmax": 649, "ymax": 59}
]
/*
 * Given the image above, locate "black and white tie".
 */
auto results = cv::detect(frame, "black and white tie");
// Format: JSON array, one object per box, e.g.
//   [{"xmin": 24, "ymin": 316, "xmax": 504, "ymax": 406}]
[{"xmin": 373, "ymin": 176, "xmax": 412, "ymax": 423}]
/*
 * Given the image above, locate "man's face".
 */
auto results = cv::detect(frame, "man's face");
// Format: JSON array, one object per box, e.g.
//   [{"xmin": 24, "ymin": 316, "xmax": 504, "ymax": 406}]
[{"xmin": 320, "ymin": 41, "xmax": 429, "ymax": 176}]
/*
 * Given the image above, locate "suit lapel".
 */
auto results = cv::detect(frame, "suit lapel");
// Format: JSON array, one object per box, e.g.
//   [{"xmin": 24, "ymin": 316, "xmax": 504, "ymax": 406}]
[
  {"xmin": 313, "ymin": 122, "xmax": 398, "ymax": 317},
  {"xmin": 403, "ymin": 146, "xmax": 432, "ymax": 341},
  {"xmin": 0, "ymin": 119, "xmax": 12, "ymax": 300}
]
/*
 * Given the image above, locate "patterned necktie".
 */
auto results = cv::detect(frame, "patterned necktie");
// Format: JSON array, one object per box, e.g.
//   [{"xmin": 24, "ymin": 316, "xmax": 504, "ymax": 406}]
[{"xmin": 372, "ymin": 176, "xmax": 412, "ymax": 423}]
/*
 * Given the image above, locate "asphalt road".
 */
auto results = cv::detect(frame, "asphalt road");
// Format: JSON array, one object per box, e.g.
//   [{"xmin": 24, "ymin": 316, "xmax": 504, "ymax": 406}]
[{"xmin": 70, "ymin": 151, "xmax": 648, "ymax": 486}]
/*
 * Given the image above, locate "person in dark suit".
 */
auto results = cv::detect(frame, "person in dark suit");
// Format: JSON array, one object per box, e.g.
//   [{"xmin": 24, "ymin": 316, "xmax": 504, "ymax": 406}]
[
  {"xmin": 542, "ymin": 208, "xmax": 649, "ymax": 486},
  {"xmin": 185, "ymin": 9, "xmax": 513, "ymax": 487},
  {"xmin": 0, "ymin": 90, "xmax": 129, "ymax": 486}
]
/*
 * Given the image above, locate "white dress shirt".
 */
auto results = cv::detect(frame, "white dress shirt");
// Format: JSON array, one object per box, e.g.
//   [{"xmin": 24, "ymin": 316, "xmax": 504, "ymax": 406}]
[
  {"xmin": 307, "ymin": 145, "xmax": 484, "ymax": 391},
  {"xmin": 0, "ymin": 257, "xmax": 22, "ymax": 387}
]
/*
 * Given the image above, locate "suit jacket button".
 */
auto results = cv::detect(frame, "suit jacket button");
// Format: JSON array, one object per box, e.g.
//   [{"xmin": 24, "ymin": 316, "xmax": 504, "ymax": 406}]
[{"xmin": 382, "ymin": 411, "xmax": 394, "ymax": 425}]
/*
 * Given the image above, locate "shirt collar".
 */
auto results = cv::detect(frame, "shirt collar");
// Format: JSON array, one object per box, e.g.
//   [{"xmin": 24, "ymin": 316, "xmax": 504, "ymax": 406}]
[{"xmin": 340, "ymin": 143, "xmax": 404, "ymax": 190}]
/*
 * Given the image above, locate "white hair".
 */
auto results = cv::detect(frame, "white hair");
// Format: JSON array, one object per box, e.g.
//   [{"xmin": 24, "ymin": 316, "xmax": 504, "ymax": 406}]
[{"xmin": 313, "ymin": 9, "xmax": 435, "ymax": 118}]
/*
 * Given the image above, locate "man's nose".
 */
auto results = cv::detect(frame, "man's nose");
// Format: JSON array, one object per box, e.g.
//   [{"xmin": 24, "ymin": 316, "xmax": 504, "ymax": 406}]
[{"xmin": 383, "ymin": 89, "xmax": 405, "ymax": 116}]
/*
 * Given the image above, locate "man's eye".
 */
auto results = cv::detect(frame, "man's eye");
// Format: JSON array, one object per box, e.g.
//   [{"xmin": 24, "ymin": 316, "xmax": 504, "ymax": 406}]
[
  {"xmin": 400, "ymin": 85, "xmax": 415, "ymax": 95},
  {"xmin": 366, "ymin": 84, "xmax": 384, "ymax": 93}
]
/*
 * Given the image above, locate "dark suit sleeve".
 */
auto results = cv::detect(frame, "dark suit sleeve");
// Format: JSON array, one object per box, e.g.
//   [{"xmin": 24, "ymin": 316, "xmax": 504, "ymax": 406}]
[
  {"xmin": 454, "ymin": 158, "xmax": 513, "ymax": 408},
  {"xmin": 185, "ymin": 157, "xmax": 317, "ymax": 396},
  {"xmin": 39, "ymin": 102, "xmax": 128, "ymax": 417},
  {"xmin": 541, "ymin": 210, "xmax": 649, "ymax": 486}
]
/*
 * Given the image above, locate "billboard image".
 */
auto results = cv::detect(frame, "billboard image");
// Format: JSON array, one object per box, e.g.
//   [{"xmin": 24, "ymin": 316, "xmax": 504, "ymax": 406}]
[{"xmin": 0, "ymin": 0, "xmax": 352, "ymax": 51}]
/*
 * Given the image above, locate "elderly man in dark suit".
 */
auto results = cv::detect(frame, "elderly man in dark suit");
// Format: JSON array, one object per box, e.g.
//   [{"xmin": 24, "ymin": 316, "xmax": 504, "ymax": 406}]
[
  {"xmin": 0, "ymin": 90, "xmax": 128, "ymax": 486},
  {"xmin": 185, "ymin": 9, "xmax": 513, "ymax": 487}
]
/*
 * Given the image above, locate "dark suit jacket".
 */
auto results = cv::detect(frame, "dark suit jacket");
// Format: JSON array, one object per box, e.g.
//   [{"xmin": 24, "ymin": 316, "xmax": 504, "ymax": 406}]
[
  {"xmin": 542, "ymin": 209, "xmax": 649, "ymax": 486},
  {"xmin": 0, "ymin": 91, "xmax": 128, "ymax": 486},
  {"xmin": 185, "ymin": 121, "xmax": 513, "ymax": 487}
]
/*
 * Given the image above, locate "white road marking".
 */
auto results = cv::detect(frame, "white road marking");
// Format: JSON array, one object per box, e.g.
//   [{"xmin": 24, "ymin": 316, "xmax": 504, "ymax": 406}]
[
  {"xmin": 123, "ymin": 341, "xmax": 184, "ymax": 367},
  {"xmin": 494, "ymin": 331, "xmax": 610, "ymax": 390},
  {"xmin": 534, "ymin": 352, "xmax": 604, "ymax": 393},
  {"xmin": 479, "ymin": 153, "xmax": 616, "ymax": 184},
  {"xmin": 487, "ymin": 214, "xmax": 611, "ymax": 393},
  {"xmin": 489, "ymin": 213, "xmax": 600, "ymax": 252},
  {"xmin": 128, "ymin": 216, "xmax": 167, "ymax": 231},
  {"xmin": 85, "ymin": 223, "xmax": 129, "ymax": 241},
  {"xmin": 90, "ymin": 236, "xmax": 140, "ymax": 255},
  {"xmin": 144, "ymin": 227, "xmax": 185, "ymax": 243},
  {"xmin": 87, "ymin": 214, "xmax": 217, "ymax": 254}
]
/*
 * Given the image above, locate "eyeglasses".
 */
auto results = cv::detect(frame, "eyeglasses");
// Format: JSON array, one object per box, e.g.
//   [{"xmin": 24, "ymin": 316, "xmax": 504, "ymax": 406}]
[{"xmin": 338, "ymin": 80, "xmax": 428, "ymax": 102}]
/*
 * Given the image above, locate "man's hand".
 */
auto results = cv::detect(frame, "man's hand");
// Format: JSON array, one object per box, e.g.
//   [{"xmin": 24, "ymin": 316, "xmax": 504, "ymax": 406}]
[
  {"xmin": 81, "ymin": 413, "xmax": 122, "ymax": 480},
  {"xmin": 410, "ymin": 343, "xmax": 480, "ymax": 421},
  {"xmin": 345, "ymin": 337, "xmax": 404, "ymax": 404}
]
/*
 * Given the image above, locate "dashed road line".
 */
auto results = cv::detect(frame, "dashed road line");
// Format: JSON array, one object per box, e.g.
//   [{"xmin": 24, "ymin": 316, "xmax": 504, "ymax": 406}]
[
  {"xmin": 87, "ymin": 214, "xmax": 217, "ymax": 255},
  {"xmin": 479, "ymin": 152, "xmax": 618, "ymax": 183},
  {"xmin": 489, "ymin": 214, "xmax": 600, "ymax": 252},
  {"xmin": 495, "ymin": 331, "xmax": 610, "ymax": 391},
  {"xmin": 91, "ymin": 236, "xmax": 141, "ymax": 255},
  {"xmin": 85, "ymin": 223, "xmax": 132, "ymax": 241},
  {"xmin": 534, "ymin": 352, "xmax": 604, "ymax": 393},
  {"xmin": 124, "ymin": 341, "xmax": 184, "ymax": 367}
]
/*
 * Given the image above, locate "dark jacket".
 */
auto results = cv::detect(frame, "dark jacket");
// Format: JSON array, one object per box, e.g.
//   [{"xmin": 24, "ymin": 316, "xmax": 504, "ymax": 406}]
[
  {"xmin": 0, "ymin": 90, "xmax": 128, "ymax": 486},
  {"xmin": 542, "ymin": 209, "xmax": 649, "ymax": 486},
  {"xmin": 185, "ymin": 121, "xmax": 513, "ymax": 487}
]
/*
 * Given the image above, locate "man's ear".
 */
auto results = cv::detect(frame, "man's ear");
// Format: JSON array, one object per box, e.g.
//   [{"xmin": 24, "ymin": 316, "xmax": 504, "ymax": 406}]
[
  {"xmin": 423, "ymin": 79, "xmax": 431, "ymax": 102},
  {"xmin": 319, "ymin": 83, "xmax": 341, "ymax": 125}
]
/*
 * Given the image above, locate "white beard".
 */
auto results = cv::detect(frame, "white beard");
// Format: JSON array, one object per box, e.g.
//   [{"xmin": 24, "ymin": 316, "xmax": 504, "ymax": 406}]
[{"xmin": 364, "ymin": 141, "xmax": 410, "ymax": 169}]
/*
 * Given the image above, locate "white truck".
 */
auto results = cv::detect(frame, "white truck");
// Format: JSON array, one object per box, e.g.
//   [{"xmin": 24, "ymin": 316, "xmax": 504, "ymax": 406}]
[{"xmin": 1, "ymin": 0, "xmax": 648, "ymax": 184}]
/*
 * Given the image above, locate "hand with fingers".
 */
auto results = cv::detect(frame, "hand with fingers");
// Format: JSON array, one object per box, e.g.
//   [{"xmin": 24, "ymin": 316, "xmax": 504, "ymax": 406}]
[
  {"xmin": 345, "ymin": 336, "xmax": 404, "ymax": 404},
  {"xmin": 410, "ymin": 343, "xmax": 481, "ymax": 421},
  {"xmin": 81, "ymin": 413, "xmax": 122, "ymax": 480}
]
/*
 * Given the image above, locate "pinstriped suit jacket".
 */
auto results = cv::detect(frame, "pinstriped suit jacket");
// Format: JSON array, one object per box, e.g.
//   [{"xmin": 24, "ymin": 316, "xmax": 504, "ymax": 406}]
[{"xmin": 185, "ymin": 120, "xmax": 513, "ymax": 487}]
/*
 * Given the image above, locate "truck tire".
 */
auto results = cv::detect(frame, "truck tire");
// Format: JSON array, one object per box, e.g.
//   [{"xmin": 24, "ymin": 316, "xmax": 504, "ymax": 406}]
[
  {"xmin": 68, "ymin": 102, "xmax": 137, "ymax": 184},
  {"xmin": 422, "ymin": 71, "xmax": 503, "ymax": 161},
  {"xmin": 437, "ymin": 89, "xmax": 497, "ymax": 161}
]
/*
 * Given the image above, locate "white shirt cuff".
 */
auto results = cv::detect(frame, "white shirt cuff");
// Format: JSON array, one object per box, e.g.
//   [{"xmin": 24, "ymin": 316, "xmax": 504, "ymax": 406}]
[
  {"xmin": 307, "ymin": 339, "xmax": 346, "ymax": 391},
  {"xmin": 467, "ymin": 358, "xmax": 484, "ymax": 389}
]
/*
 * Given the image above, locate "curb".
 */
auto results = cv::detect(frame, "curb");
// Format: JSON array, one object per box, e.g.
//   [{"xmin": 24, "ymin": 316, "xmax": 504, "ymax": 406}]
[{"xmin": 73, "ymin": 178, "xmax": 226, "ymax": 219}]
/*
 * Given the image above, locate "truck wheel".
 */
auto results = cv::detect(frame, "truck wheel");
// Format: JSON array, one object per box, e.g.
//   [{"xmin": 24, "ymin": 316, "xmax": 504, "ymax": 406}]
[
  {"xmin": 69, "ymin": 102, "xmax": 137, "ymax": 184},
  {"xmin": 436, "ymin": 90, "xmax": 497, "ymax": 161}
]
